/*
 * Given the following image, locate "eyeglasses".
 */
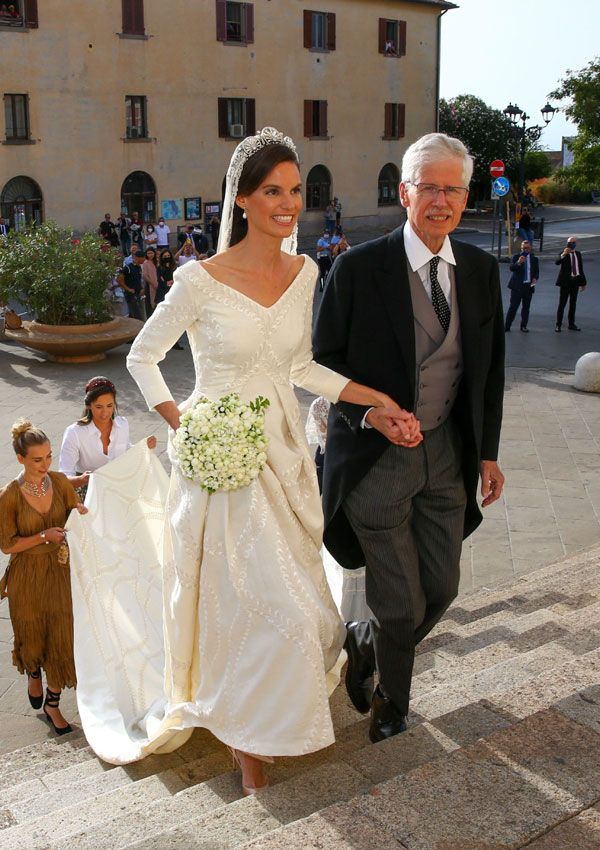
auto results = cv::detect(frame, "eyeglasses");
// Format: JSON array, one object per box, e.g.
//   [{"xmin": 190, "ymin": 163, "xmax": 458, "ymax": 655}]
[{"xmin": 406, "ymin": 183, "xmax": 469, "ymax": 200}]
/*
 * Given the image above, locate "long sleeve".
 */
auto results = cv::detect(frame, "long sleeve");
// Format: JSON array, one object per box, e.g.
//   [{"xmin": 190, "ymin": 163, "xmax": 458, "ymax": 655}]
[
  {"xmin": 289, "ymin": 266, "xmax": 349, "ymax": 403},
  {"xmin": 127, "ymin": 263, "xmax": 200, "ymax": 410},
  {"xmin": 59, "ymin": 425, "xmax": 81, "ymax": 477},
  {"xmin": 0, "ymin": 485, "xmax": 19, "ymax": 552}
]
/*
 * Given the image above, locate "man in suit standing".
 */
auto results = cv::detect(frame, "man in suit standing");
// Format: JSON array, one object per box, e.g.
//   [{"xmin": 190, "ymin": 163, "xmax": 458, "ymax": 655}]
[
  {"xmin": 0, "ymin": 216, "xmax": 10, "ymax": 237},
  {"xmin": 313, "ymin": 133, "xmax": 505, "ymax": 743},
  {"xmin": 555, "ymin": 236, "xmax": 587, "ymax": 332},
  {"xmin": 504, "ymin": 240, "xmax": 539, "ymax": 333}
]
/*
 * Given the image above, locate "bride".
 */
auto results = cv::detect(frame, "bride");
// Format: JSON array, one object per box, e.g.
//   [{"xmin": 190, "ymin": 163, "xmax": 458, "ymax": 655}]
[{"xmin": 79, "ymin": 128, "xmax": 418, "ymax": 795}]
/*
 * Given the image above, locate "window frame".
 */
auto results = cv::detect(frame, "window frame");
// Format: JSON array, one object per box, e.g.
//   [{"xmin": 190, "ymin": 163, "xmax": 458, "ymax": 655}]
[
  {"xmin": 303, "ymin": 10, "xmax": 336, "ymax": 51},
  {"xmin": 378, "ymin": 18, "xmax": 407, "ymax": 57},
  {"xmin": 306, "ymin": 165, "xmax": 332, "ymax": 212},
  {"xmin": 304, "ymin": 100, "xmax": 328, "ymax": 139},
  {"xmin": 216, "ymin": 0, "xmax": 254, "ymax": 45},
  {"xmin": 217, "ymin": 97, "xmax": 256, "ymax": 139},
  {"xmin": 378, "ymin": 163, "xmax": 400, "ymax": 207},
  {"xmin": 383, "ymin": 102, "xmax": 406, "ymax": 140},
  {"xmin": 121, "ymin": 0, "xmax": 145, "ymax": 36},
  {"xmin": 125, "ymin": 95, "xmax": 148, "ymax": 140},
  {"xmin": 4, "ymin": 93, "xmax": 30, "ymax": 141}
]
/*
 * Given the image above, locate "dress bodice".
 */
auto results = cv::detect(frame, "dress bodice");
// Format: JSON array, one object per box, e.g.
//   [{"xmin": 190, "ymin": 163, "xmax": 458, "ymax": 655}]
[{"xmin": 127, "ymin": 255, "xmax": 347, "ymax": 412}]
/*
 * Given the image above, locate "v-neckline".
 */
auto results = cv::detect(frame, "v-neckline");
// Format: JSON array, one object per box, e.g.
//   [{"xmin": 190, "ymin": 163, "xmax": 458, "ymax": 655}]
[{"xmin": 199, "ymin": 256, "xmax": 307, "ymax": 311}]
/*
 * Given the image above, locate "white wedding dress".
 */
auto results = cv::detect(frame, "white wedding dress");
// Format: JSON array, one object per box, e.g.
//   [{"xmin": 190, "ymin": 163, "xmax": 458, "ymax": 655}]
[{"xmin": 68, "ymin": 256, "xmax": 348, "ymax": 765}]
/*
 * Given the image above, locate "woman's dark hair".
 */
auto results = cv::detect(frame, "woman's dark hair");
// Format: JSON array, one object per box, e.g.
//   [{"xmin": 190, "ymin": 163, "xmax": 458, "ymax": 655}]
[
  {"xmin": 11, "ymin": 420, "xmax": 49, "ymax": 457},
  {"xmin": 159, "ymin": 249, "xmax": 176, "ymax": 273},
  {"xmin": 230, "ymin": 143, "xmax": 300, "ymax": 247},
  {"xmin": 145, "ymin": 247, "xmax": 157, "ymax": 266},
  {"xmin": 77, "ymin": 376, "xmax": 118, "ymax": 425}
]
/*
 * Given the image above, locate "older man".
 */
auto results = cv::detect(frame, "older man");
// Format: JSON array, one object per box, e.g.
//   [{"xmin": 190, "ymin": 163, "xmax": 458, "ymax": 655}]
[
  {"xmin": 555, "ymin": 236, "xmax": 587, "ymax": 332},
  {"xmin": 313, "ymin": 133, "xmax": 505, "ymax": 742}
]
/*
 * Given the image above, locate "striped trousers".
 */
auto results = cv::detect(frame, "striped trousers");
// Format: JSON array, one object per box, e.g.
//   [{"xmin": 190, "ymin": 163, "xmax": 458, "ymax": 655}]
[{"xmin": 342, "ymin": 418, "xmax": 466, "ymax": 715}]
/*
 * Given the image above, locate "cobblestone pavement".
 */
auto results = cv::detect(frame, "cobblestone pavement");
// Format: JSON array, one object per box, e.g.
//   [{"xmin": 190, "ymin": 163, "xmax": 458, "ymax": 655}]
[{"xmin": 1, "ymin": 215, "xmax": 600, "ymax": 749}]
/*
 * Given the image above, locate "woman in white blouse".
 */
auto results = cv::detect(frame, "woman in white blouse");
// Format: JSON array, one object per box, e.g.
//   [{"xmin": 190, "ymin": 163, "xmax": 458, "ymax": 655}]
[{"xmin": 59, "ymin": 376, "xmax": 156, "ymax": 490}]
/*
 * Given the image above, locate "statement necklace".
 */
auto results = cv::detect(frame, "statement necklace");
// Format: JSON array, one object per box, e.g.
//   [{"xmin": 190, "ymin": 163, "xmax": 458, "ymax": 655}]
[{"xmin": 20, "ymin": 474, "xmax": 50, "ymax": 498}]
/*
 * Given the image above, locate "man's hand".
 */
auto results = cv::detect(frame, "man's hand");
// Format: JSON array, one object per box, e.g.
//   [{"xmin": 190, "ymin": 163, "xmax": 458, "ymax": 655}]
[
  {"xmin": 580, "ymin": 285, "xmax": 586, "ymax": 292},
  {"xmin": 366, "ymin": 406, "xmax": 423, "ymax": 447},
  {"xmin": 517, "ymin": 255, "xmax": 526, "ymax": 265},
  {"xmin": 480, "ymin": 460, "xmax": 505, "ymax": 507}
]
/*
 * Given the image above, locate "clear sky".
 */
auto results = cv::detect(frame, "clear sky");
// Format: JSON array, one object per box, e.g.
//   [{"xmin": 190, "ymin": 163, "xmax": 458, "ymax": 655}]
[{"xmin": 439, "ymin": 0, "xmax": 600, "ymax": 151}]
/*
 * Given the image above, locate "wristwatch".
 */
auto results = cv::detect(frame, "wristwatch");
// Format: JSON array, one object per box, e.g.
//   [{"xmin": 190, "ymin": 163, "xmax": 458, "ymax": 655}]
[{"xmin": 39, "ymin": 531, "xmax": 49, "ymax": 545}]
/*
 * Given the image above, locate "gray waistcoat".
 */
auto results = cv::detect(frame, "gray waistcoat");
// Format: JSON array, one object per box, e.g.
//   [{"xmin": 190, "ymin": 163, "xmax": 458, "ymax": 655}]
[{"xmin": 408, "ymin": 263, "xmax": 464, "ymax": 431}]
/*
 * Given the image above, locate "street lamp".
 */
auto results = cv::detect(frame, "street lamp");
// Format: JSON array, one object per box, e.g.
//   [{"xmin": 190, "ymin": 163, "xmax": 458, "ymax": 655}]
[{"xmin": 503, "ymin": 101, "xmax": 557, "ymax": 200}]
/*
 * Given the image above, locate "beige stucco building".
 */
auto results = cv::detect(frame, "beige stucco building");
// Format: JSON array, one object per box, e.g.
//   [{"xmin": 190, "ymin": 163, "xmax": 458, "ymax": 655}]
[{"xmin": 1, "ymin": 0, "xmax": 453, "ymax": 238}]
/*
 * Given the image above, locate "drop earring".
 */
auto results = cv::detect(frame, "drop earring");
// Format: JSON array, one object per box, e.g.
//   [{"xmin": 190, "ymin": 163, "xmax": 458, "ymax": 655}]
[{"xmin": 242, "ymin": 210, "xmax": 247, "ymax": 220}]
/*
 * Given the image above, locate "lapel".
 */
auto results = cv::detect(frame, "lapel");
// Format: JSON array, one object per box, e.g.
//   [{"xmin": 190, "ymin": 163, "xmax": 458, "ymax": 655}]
[
  {"xmin": 374, "ymin": 225, "xmax": 416, "ymax": 401},
  {"xmin": 451, "ymin": 238, "xmax": 480, "ymax": 389}
]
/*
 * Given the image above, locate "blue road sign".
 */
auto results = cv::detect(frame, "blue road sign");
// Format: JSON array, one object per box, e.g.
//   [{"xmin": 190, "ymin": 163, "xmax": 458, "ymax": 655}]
[{"xmin": 493, "ymin": 177, "xmax": 510, "ymax": 197}]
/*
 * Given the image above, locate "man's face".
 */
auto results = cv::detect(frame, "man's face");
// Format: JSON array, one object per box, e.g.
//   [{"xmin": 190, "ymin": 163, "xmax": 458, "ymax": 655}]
[
  {"xmin": 567, "ymin": 237, "xmax": 577, "ymax": 249},
  {"xmin": 400, "ymin": 157, "xmax": 469, "ymax": 251},
  {"xmin": 134, "ymin": 255, "xmax": 145, "ymax": 265},
  {"xmin": 521, "ymin": 241, "xmax": 531, "ymax": 254}
]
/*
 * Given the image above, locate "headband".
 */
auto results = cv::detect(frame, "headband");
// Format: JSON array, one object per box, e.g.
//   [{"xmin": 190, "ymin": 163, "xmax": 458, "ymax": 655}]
[{"xmin": 85, "ymin": 376, "xmax": 116, "ymax": 395}]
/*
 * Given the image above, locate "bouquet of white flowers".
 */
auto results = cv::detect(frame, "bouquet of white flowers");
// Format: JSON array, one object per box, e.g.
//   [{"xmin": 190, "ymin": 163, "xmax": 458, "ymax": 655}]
[{"xmin": 172, "ymin": 393, "xmax": 270, "ymax": 493}]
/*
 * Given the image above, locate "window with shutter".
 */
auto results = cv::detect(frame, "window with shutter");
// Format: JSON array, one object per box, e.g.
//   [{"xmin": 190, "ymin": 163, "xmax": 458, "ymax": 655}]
[
  {"xmin": 243, "ymin": 3, "xmax": 254, "ymax": 43},
  {"xmin": 219, "ymin": 1, "xmax": 253, "ymax": 44},
  {"xmin": 379, "ymin": 18, "xmax": 405, "ymax": 57},
  {"xmin": 125, "ymin": 95, "xmax": 148, "ymax": 138},
  {"xmin": 303, "ymin": 10, "xmax": 335, "ymax": 51},
  {"xmin": 383, "ymin": 103, "xmax": 405, "ymax": 139},
  {"xmin": 4, "ymin": 94, "xmax": 30, "ymax": 140},
  {"xmin": 304, "ymin": 100, "xmax": 328, "ymax": 138},
  {"xmin": 122, "ymin": 0, "xmax": 145, "ymax": 36},
  {"xmin": 0, "ymin": 0, "xmax": 27, "ymax": 27}
]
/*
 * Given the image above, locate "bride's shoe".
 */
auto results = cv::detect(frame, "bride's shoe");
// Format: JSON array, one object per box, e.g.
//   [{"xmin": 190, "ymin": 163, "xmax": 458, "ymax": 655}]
[{"xmin": 227, "ymin": 746, "xmax": 274, "ymax": 796}]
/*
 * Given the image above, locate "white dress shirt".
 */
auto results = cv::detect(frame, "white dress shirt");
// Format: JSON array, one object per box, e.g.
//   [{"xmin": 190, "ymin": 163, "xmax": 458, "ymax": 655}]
[
  {"xmin": 403, "ymin": 220, "xmax": 456, "ymax": 308},
  {"xmin": 362, "ymin": 223, "xmax": 457, "ymax": 429},
  {"xmin": 59, "ymin": 416, "xmax": 132, "ymax": 476}
]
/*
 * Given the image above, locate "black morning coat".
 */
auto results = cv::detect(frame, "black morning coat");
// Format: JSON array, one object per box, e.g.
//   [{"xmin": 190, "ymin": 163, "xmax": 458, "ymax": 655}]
[{"xmin": 312, "ymin": 225, "xmax": 505, "ymax": 570}]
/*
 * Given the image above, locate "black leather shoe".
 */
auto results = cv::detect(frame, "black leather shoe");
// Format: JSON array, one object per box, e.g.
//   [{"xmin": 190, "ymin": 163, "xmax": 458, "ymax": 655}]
[
  {"xmin": 520, "ymin": 327, "xmax": 529, "ymax": 333},
  {"xmin": 369, "ymin": 686, "xmax": 407, "ymax": 743},
  {"xmin": 555, "ymin": 325, "xmax": 561, "ymax": 332},
  {"xmin": 343, "ymin": 622, "xmax": 374, "ymax": 715},
  {"xmin": 568, "ymin": 324, "xmax": 581, "ymax": 331}
]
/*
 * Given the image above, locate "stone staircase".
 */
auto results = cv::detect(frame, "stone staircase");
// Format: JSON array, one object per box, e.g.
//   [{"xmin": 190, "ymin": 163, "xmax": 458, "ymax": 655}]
[{"xmin": 1, "ymin": 546, "xmax": 600, "ymax": 850}]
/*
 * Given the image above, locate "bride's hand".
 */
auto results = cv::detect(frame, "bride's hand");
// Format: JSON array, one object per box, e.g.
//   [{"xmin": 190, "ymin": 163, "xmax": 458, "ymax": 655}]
[{"xmin": 369, "ymin": 394, "xmax": 423, "ymax": 447}]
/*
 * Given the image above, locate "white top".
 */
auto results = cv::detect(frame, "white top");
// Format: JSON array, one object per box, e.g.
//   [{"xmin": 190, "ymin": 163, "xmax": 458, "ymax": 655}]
[
  {"xmin": 178, "ymin": 254, "xmax": 196, "ymax": 267},
  {"xmin": 403, "ymin": 220, "xmax": 455, "ymax": 307},
  {"xmin": 59, "ymin": 416, "xmax": 132, "ymax": 476},
  {"xmin": 155, "ymin": 224, "xmax": 171, "ymax": 245}
]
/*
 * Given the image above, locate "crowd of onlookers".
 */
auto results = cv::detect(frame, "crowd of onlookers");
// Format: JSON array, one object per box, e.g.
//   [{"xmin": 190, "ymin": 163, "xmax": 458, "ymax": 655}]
[{"xmin": 98, "ymin": 212, "xmax": 221, "ymax": 332}]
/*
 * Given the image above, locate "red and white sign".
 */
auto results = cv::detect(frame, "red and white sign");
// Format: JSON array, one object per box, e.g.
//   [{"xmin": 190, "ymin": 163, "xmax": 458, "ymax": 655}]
[{"xmin": 489, "ymin": 160, "xmax": 505, "ymax": 178}]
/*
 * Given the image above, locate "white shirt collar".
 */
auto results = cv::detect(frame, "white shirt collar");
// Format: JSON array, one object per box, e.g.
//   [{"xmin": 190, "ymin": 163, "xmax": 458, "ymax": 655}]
[{"xmin": 403, "ymin": 220, "xmax": 456, "ymax": 272}]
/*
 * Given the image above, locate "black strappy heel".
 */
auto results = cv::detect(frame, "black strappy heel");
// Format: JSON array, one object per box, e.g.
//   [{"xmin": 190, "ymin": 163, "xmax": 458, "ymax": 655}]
[
  {"xmin": 27, "ymin": 669, "xmax": 43, "ymax": 709},
  {"xmin": 43, "ymin": 687, "xmax": 73, "ymax": 736}
]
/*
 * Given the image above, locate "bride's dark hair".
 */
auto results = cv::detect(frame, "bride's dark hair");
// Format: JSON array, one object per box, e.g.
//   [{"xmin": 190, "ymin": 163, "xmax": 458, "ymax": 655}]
[{"xmin": 230, "ymin": 143, "xmax": 300, "ymax": 247}]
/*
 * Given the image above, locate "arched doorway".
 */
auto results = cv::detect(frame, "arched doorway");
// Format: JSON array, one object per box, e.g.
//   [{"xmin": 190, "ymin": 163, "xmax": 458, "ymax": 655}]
[
  {"xmin": 306, "ymin": 165, "xmax": 331, "ymax": 211},
  {"xmin": 120, "ymin": 171, "xmax": 156, "ymax": 222},
  {"xmin": 378, "ymin": 163, "xmax": 400, "ymax": 207},
  {"xmin": 1, "ymin": 175, "xmax": 43, "ymax": 231}
]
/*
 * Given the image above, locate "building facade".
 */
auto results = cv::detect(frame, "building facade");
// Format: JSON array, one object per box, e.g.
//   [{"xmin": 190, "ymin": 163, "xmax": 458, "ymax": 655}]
[{"xmin": 1, "ymin": 0, "xmax": 453, "ymax": 237}]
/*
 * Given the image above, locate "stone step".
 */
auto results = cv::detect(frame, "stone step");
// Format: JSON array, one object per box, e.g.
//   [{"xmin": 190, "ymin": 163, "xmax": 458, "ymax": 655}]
[
  {"xmin": 0, "ymin": 731, "xmax": 93, "ymax": 791},
  {"xmin": 0, "ymin": 712, "xmax": 371, "ymax": 850},
  {"xmin": 238, "ymin": 704, "xmax": 600, "ymax": 850}
]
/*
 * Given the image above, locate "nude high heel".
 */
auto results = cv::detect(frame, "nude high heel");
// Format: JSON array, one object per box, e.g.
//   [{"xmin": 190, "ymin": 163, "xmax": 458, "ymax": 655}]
[{"xmin": 227, "ymin": 746, "xmax": 274, "ymax": 796}]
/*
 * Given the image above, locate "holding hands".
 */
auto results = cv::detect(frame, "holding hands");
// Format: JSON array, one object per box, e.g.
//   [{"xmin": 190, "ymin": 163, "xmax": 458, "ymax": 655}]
[{"xmin": 366, "ymin": 403, "xmax": 422, "ymax": 447}]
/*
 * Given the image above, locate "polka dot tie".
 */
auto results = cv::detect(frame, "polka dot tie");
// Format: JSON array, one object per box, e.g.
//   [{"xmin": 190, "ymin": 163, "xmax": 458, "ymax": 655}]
[{"xmin": 429, "ymin": 256, "xmax": 450, "ymax": 333}]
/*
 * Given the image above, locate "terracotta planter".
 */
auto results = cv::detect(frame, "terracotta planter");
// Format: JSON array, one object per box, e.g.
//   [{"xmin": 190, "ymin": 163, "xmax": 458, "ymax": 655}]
[{"xmin": 5, "ymin": 316, "xmax": 143, "ymax": 362}]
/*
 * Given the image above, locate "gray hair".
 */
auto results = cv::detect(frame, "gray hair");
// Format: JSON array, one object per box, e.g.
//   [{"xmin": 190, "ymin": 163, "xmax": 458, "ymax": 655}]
[{"xmin": 401, "ymin": 133, "xmax": 474, "ymax": 186}]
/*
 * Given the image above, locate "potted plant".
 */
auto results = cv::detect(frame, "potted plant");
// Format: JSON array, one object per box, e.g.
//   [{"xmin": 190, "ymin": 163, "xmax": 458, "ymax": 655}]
[{"xmin": 0, "ymin": 221, "xmax": 142, "ymax": 362}]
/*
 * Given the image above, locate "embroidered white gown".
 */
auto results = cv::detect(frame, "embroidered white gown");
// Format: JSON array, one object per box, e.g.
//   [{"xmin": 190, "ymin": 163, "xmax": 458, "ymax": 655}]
[{"xmin": 71, "ymin": 256, "xmax": 348, "ymax": 764}]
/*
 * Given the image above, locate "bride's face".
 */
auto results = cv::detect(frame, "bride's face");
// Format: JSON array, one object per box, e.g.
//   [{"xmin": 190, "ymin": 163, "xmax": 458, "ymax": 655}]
[{"xmin": 238, "ymin": 161, "xmax": 303, "ymax": 240}]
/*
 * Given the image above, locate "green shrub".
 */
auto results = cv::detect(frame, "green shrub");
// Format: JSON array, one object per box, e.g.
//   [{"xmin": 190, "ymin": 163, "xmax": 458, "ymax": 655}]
[{"xmin": 0, "ymin": 221, "xmax": 118, "ymax": 325}]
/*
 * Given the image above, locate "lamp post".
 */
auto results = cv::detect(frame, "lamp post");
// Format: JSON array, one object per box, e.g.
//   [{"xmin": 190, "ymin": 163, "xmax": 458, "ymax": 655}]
[{"xmin": 503, "ymin": 101, "xmax": 557, "ymax": 201}]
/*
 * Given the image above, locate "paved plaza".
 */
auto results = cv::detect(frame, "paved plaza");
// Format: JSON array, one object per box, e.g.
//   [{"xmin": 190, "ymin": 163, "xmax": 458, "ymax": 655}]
[{"xmin": 1, "ymin": 212, "xmax": 599, "ymax": 751}]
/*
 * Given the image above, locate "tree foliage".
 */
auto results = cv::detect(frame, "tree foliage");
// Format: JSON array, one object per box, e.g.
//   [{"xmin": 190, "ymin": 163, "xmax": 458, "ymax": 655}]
[
  {"xmin": 549, "ymin": 57, "xmax": 600, "ymax": 190},
  {"xmin": 0, "ymin": 221, "xmax": 117, "ymax": 325},
  {"xmin": 439, "ymin": 95, "xmax": 539, "ymax": 200},
  {"xmin": 524, "ymin": 150, "xmax": 552, "ymax": 182}
]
